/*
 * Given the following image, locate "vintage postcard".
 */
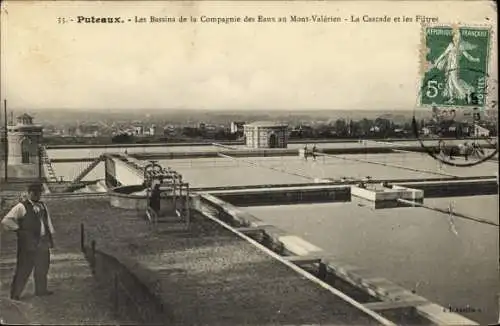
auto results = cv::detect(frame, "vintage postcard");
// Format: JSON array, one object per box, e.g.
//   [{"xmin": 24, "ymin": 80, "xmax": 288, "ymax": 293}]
[{"xmin": 0, "ymin": 1, "xmax": 498, "ymax": 325}]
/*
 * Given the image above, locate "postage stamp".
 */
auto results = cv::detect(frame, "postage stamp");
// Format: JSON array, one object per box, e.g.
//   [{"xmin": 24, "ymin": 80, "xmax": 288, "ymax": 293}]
[
  {"xmin": 419, "ymin": 24, "xmax": 492, "ymax": 108},
  {"xmin": 415, "ymin": 24, "xmax": 497, "ymax": 167}
]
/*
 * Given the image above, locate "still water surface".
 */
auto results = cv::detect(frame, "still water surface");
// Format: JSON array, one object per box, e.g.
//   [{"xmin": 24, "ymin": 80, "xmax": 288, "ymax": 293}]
[{"xmin": 244, "ymin": 196, "xmax": 499, "ymax": 325}]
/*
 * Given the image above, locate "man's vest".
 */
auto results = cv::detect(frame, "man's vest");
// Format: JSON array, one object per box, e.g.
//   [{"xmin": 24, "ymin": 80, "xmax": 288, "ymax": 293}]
[{"xmin": 17, "ymin": 201, "xmax": 54, "ymax": 250}]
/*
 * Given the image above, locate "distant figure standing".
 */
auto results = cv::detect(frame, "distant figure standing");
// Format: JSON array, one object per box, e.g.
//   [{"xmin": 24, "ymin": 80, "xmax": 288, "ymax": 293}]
[
  {"xmin": 438, "ymin": 140, "xmax": 457, "ymax": 160},
  {"xmin": 303, "ymin": 145, "xmax": 308, "ymax": 161},
  {"xmin": 311, "ymin": 144, "xmax": 317, "ymax": 161},
  {"xmin": 470, "ymin": 142, "xmax": 485, "ymax": 158},
  {"xmin": 462, "ymin": 142, "xmax": 469, "ymax": 161},
  {"xmin": 1, "ymin": 183, "xmax": 55, "ymax": 300},
  {"xmin": 149, "ymin": 183, "xmax": 161, "ymax": 216}
]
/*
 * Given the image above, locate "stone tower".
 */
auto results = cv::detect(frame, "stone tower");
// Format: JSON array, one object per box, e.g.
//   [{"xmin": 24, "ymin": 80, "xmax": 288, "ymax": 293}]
[{"xmin": 6, "ymin": 113, "xmax": 43, "ymax": 178}]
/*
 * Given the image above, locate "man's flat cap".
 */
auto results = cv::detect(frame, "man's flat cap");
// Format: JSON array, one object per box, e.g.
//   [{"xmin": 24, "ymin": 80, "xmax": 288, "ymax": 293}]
[{"xmin": 27, "ymin": 183, "xmax": 43, "ymax": 193}]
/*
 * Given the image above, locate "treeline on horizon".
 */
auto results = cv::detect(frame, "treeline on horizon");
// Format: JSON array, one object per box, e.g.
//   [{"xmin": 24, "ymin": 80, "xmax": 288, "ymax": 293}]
[{"xmin": 26, "ymin": 108, "xmax": 432, "ymax": 126}]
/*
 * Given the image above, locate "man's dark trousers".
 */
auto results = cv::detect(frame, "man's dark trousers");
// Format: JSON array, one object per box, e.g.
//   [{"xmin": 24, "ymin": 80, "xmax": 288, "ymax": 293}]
[{"xmin": 10, "ymin": 235, "xmax": 51, "ymax": 299}]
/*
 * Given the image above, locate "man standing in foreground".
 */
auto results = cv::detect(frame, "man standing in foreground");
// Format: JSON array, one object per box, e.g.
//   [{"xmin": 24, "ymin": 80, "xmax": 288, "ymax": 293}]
[{"xmin": 1, "ymin": 183, "xmax": 55, "ymax": 300}]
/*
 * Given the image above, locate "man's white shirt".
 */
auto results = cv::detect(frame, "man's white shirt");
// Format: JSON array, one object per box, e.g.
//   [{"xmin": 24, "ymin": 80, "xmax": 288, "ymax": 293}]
[{"xmin": 1, "ymin": 201, "xmax": 55, "ymax": 235}]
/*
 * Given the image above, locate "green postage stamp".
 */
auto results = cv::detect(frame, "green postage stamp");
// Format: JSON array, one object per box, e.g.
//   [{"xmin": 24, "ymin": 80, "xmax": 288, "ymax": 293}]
[{"xmin": 419, "ymin": 25, "xmax": 492, "ymax": 108}]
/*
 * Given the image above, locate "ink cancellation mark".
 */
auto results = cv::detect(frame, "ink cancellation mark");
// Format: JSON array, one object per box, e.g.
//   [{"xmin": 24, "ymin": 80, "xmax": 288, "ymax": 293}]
[{"xmin": 420, "ymin": 25, "xmax": 491, "ymax": 108}]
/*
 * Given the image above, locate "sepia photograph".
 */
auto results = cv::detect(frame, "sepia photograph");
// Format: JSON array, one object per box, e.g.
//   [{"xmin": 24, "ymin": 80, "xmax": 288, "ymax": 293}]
[{"xmin": 0, "ymin": 0, "xmax": 498, "ymax": 325}]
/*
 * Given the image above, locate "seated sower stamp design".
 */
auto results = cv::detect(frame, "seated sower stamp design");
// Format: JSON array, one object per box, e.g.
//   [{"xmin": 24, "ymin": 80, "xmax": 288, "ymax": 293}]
[{"xmin": 420, "ymin": 25, "xmax": 491, "ymax": 108}]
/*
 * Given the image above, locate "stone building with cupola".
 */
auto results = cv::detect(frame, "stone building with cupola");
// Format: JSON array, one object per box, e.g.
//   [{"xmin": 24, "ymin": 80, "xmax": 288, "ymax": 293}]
[{"xmin": 243, "ymin": 121, "xmax": 288, "ymax": 149}]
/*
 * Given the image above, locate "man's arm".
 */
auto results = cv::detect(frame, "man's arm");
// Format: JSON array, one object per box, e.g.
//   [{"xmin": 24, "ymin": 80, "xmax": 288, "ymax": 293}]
[
  {"xmin": 1, "ymin": 203, "xmax": 26, "ymax": 231},
  {"xmin": 41, "ymin": 202, "xmax": 56, "ymax": 234}
]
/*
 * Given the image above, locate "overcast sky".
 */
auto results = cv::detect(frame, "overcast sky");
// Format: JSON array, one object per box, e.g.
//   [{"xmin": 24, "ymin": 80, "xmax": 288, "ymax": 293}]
[{"xmin": 0, "ymin": 0, "xmax": 497, "ymax": 111}]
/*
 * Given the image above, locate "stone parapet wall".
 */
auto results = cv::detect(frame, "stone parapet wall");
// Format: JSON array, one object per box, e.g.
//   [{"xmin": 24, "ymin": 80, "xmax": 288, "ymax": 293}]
[{"xmin": 83, "ymin": 245, "xmax": 170, "ymax": 325}]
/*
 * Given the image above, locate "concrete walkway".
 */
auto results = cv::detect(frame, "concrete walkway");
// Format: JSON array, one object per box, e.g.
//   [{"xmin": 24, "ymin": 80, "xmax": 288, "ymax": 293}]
[
  {"xmin": 0, "ymin": 250, "xmax": 125, "ymax": 325},
  {"xmin": 0, "ymin": 209, "xmax": 127, "ymax": 325}
]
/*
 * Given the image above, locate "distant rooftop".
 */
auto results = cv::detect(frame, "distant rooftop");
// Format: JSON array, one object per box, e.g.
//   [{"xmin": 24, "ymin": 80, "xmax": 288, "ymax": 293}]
[{"xmin": 245, "ymin": 121, "xmax": 288, "ymax": 127}]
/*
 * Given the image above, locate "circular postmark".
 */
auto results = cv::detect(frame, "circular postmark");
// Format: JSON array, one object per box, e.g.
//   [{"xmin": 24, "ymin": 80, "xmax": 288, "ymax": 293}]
[{"xmin": 413, "ymin": 67, "xmax": 498, "ymax": 167}]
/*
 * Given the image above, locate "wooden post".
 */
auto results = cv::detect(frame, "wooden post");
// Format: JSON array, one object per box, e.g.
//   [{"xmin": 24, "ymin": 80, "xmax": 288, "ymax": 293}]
[
  {"xmin": 318, "ymin": 262, "xmax": 327, "ymax": 281},
  {"xmin": 3, "ymin": 100, "xmax": 8, "ymax": 181},
  {"xmin": 38, "ymin": 146, "xmax": 43, "ymax": 180},
  {"xmin": 91, "ymin": 240, "xmax": 96, "ymax": 274},
  {"xmin": 179, "ymin": 181, "xmax": 182, "ymax": 221},
  {"xmin": 113, "ymin": 273, "xmax": 119, "ymax": 315},
  {"xmin": 186, "ymin": 184, "xmax": 190, "ymax": 228},
  {"xmin": 172, "ymin": 177, "xmax": 177, "ymax": 215},
  {"xmin": 80, "ymin": 223, "xmax": 85, "ymax": 252}
]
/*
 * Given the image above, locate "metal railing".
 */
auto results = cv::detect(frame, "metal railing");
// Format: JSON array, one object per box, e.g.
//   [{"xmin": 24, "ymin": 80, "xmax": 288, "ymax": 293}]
[{"xmin": 40, "ymin": 146, "xmax": 59, "ymax": 182}]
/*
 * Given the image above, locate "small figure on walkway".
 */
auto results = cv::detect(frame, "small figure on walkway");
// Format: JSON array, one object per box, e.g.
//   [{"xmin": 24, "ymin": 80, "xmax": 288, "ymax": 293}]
[
  {"xmin": 461, "ymin": 142, "xmax": 470, "ymax": 161},
  {"xmin": 149, "ymin": 183, "xmax": 161, "ymax": 217},
  {"xmin": 438, "ymin": 140, "xmax": 457, "ymax": 160},
  {"xmin": 469, "ymin": 142, "xmax": 485, "ymax": 159},
  {"xmin": 1, "ymin": 183, "xmax": 55, "ymax": 301},
  {"xmin": 311, "ymin": 144, "xmax": 317, "ymax": 161},
  {"xmin": 303, "ymin": 145, "xmax": 308, "ymax": 161}
]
